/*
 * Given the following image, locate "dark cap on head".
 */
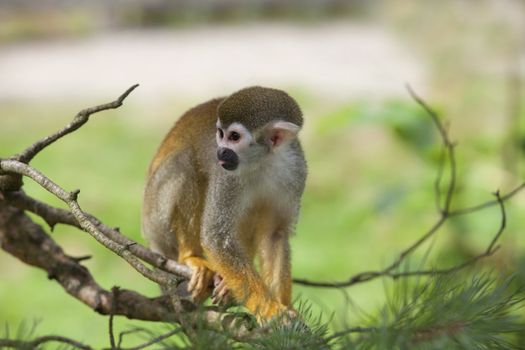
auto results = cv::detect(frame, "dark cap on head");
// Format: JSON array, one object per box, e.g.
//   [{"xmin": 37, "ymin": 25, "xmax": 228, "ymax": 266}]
[{"xmin": 217, "ymin": 86, "xmax": 303, "ymax": 131}]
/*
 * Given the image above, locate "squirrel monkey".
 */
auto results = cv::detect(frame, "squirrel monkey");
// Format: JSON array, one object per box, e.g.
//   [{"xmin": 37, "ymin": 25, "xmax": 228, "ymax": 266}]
[{"xmin": 142, "ymin": 86, "xmax": 306, "ymax": 321}]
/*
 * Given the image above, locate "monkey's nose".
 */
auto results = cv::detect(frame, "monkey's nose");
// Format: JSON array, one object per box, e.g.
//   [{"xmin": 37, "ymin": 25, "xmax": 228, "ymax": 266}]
[
  {"xmin": 217, "ymin": 147, "xmax": 227, "ymax": 159},
  {"xmin": 217, "ymin": 147, "xmax": 235, "ymax": 160},
  {"xmin": 217, "ymin": 147, "xmax": 239, "ymax": 171}
]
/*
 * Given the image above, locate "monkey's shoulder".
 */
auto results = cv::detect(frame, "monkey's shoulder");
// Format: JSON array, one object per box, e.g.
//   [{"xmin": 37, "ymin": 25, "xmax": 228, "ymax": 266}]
[
  {"xmin": 167, "ymin": 97, "xmax": 225, "ymax": 142},
  {"xmin": 149, "ymin": 98, "xmax": 224, "ymax": 174}
]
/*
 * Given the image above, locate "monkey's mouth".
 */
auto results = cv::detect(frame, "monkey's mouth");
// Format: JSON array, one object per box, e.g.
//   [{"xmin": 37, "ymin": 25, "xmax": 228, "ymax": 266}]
[{"xmin": 217, "ymin": 147, "xmax": 239, "ymax": 171}]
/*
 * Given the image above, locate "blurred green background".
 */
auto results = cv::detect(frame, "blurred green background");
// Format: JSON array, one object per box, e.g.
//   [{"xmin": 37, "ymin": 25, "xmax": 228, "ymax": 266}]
[{"xmin": 1, "ymin": 0, "xmax": 525, "ymax": 347}]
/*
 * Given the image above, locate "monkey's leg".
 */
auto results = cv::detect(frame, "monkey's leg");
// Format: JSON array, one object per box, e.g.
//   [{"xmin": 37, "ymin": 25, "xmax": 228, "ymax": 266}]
[
  {"xmin": 202, "ymin": 181, "xmax": 290, "ymax": 321},
  {"xmin": 203, "ymin": 247, "xmax": 287, "ymax": 322},
  {"xmin": 259, "ymin": 230, "xmax": 292, "ymax": 307}
]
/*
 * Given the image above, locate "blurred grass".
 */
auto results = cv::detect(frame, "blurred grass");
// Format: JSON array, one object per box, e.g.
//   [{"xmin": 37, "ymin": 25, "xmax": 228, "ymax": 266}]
[
  {"xmin": 0, "ymin": 10, "xmax": 96, "ymax": 43},
  {"xmin": 1, "ymin": 92, "xmax": 524, "ymax": 347}
]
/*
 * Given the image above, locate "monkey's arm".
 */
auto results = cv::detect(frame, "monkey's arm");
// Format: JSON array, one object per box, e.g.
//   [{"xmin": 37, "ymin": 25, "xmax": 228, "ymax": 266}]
[
  {"xmin": 143, "ymin": 150, "xmax": 214, "ymax": 302},
  {"xmin": 201, "ymin": 177, "xmax": 286, "ymax": 320}
]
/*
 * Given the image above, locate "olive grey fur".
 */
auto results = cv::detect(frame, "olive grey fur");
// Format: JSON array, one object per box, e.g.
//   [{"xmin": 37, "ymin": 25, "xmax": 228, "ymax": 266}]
[
  {"xmin": 218, "ymin": 86, "xmax": 303, "ymax": 131},
  {"xmin": 142, "ymin": 86, "xmax": 307, "ymax": 319}
]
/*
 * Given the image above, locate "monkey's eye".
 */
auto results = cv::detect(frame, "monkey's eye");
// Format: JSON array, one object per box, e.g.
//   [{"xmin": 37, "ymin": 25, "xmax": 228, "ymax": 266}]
[
  {"xmin": 217, "ymin": 128, "xmax": 224, "ymax": 139},
  {"xmin": 228, "ymin": 131, "xmax": 241, "ymax": 142}
]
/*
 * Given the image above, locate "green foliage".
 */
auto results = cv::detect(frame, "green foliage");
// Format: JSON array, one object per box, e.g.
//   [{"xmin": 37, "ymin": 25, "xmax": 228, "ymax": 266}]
[
  {"xmin": 343, "ymin": 272, "xmax": 525, "ymax": 349},
  {"xmin": 3, "ymin": 272, "xmax": 524, "ymax": 349},
  {"xmin": 317, "ymin": 99, "xmax": 437, "ymax": 155},
  {"xmin": 1, "ymin": 320, "xmax": 40, "ymax": 350},
  {"xmin": 245, "ymin": 303, "xmax": 330, "ymax": 350}
]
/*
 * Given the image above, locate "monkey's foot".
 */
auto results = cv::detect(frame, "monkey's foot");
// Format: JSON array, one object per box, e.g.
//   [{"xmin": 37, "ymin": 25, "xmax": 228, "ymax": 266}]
[
  {"xmin": 276, "ymin": 308, "xmax": 298, "ymax": 325},
  {"xmin": 184, "ymin": 257, "xmax": 214, "ymax": 302},
  {"xmin": 256, "ymin": 301, "xmax": 296, "ymax": 324},
  {"xmin": 211, "ymin": 273, "xmax": 232, "ymax": 306}
]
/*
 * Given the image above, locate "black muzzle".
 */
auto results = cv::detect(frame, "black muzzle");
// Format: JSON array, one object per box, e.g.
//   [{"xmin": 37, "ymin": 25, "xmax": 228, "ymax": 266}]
[{"xmin": 217, "ymin": 147, "xmax": 239, "ymax": 171}]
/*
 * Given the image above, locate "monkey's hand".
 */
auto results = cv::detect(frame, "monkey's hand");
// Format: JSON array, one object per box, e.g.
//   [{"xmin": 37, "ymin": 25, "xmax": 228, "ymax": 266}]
[
  {"xmin": 183, "ymin": 257, "xmax": 214, "ymax": 302},
  {"xmin": 211, "ymin": 273, "xmax": 233, "ymax": 306}
]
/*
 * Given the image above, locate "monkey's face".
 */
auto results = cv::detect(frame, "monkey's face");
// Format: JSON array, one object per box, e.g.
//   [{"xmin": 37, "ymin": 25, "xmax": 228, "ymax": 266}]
[
  {"xmin": 215, "ymin": 122, "xmax": 253, "ymax": 171},
  {"xmin": 216, "ymin": 120, "xmax": 301, "ymax": 172}
]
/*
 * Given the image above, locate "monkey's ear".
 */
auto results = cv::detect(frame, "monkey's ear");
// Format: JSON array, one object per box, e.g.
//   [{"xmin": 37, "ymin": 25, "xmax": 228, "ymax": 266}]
[{"xmin": 265, "ymin": 121, "xmax": 300, "ymax": 148}]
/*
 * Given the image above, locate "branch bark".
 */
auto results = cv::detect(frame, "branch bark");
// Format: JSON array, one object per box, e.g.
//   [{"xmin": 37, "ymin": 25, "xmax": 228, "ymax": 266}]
[
  {"xmin": 2, "ymin": 190, "xmax": 192, "ymax": 279},
  {"xmin": 0, "ymin": 199, "xmax": 175, "ymax": 321},
  {"xmin": 0, "ymin": 158, "xmax": 175, "ymax": 286},
  {"xmin": 0, "ymin": 198, "xmax": 255, "ymax": 338}
]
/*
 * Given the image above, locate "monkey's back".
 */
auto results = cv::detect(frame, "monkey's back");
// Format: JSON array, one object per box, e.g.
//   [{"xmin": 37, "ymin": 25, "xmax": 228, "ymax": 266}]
[
  {"xmin": 142, "ymin": 98, "xmax": 224, "ymax": 259},
  {"xmin": 149, "ymin": 98, "xmax": 224, "ymax": 175}
]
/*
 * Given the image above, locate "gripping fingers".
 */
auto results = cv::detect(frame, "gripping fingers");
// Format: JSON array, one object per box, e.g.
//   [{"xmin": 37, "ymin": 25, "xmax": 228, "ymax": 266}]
[
  {"xmin": 187, "ymin": 264, "xmax": 214, "ymax": 302},
  {"xmin": 211, "ymin": 274, "xmax": 232, "ymax": 306}
]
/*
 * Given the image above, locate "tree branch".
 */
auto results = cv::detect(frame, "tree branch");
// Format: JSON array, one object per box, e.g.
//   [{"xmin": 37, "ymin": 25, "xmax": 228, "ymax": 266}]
[
  {"xmin": 0, "ymin": 200, "xmax": 176, "ymax": 321},
  {"xmin": 3, "ymin": 190, "xmax": 192, "ymax": 279},
  {"xmin": 117, "ymin": 328, "xmax": 182, "ymax": 350},
  {"xmin": 449, "ymin": 182, "xmax": 525, "ymax": 216},
  {"xmin": 0, "ymin": 158, "xmax": 177, "ymax": 286},
  {"xmin": 0, "ymin": 335, "xmax": 93, "ymax": 350},
  {"xmin": 15, "ymin": 84, "xmax": 139, "ymax": 164},
  {"xmin": 0, "ymin": 199, "xmax": 256, "ymax": 338},
  {"xmin": 292, "ymin": 87, "xmax": 523, "ymax": 288}
]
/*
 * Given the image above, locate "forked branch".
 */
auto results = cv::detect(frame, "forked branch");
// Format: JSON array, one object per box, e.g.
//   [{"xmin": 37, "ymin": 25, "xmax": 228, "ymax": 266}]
[{"xmin": 292, "ymin": 86, "xmax": 523, "ymax": 288}]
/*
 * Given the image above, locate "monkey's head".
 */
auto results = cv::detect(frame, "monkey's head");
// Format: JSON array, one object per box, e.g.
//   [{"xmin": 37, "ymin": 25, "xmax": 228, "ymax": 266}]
[{"xmin": 215, "ymin": 86, "xmax": 303, "ymax": 172}]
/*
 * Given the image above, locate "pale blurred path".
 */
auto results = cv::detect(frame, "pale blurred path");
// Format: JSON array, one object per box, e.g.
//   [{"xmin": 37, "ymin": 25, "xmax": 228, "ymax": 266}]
[{"xmin": 0, "ymin": 22, "xmax": 425, "ymax": 101}]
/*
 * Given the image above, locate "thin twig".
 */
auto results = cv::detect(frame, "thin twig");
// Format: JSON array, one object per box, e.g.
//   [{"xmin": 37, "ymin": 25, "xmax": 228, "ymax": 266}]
[
  {"xmin": 384, "ymin": 216, "xmax": 447, "ymax": 274},
  {"xmin": 433, "ymin": 146, "xmax": 446, "ymax": 212},
  {"xmin": 0, "ymin": 335, "xmax": 93, "ymax": 350},
  {"xmin": 72, "ymin": 254, "xmax": 93, "ymax": 262},
  {"xmin": 367, "ymin": 193, "xmax": 506, "ymax": 279},
  {"xmin": 406, "ymin": 84, "xmax": 457, "ymax": 215},
  {"xmin": 117, "ymin": 328, "xmax": 147, "ymax": 349},
  {"xmin": 486, "ymin": 191, "xmax": 506, "ymax": 253},
  {"xmin": 15, "ymin": 84, "xmax": 139, "ymax": 163},
  {"xmin": 449, "ymin": 183, "xmax": 525, "ymax": 217},
  {"xmin": 0, "ymin": 159, "xmax": 173, "ymax": 286},
  {"xmin": 293, "ymin": 87, "xmax": 521, "ymax": 289},
  {"xmin": 325, "ymin": 327, "xmax": 377, "ymax": 342},
  {"xmin": 120, "ymin": 328, "xmax": 182, "ymax": 350},
  {"xmin": 109, "ymin": 287, "xmax": 119, "ymax": 349}
]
